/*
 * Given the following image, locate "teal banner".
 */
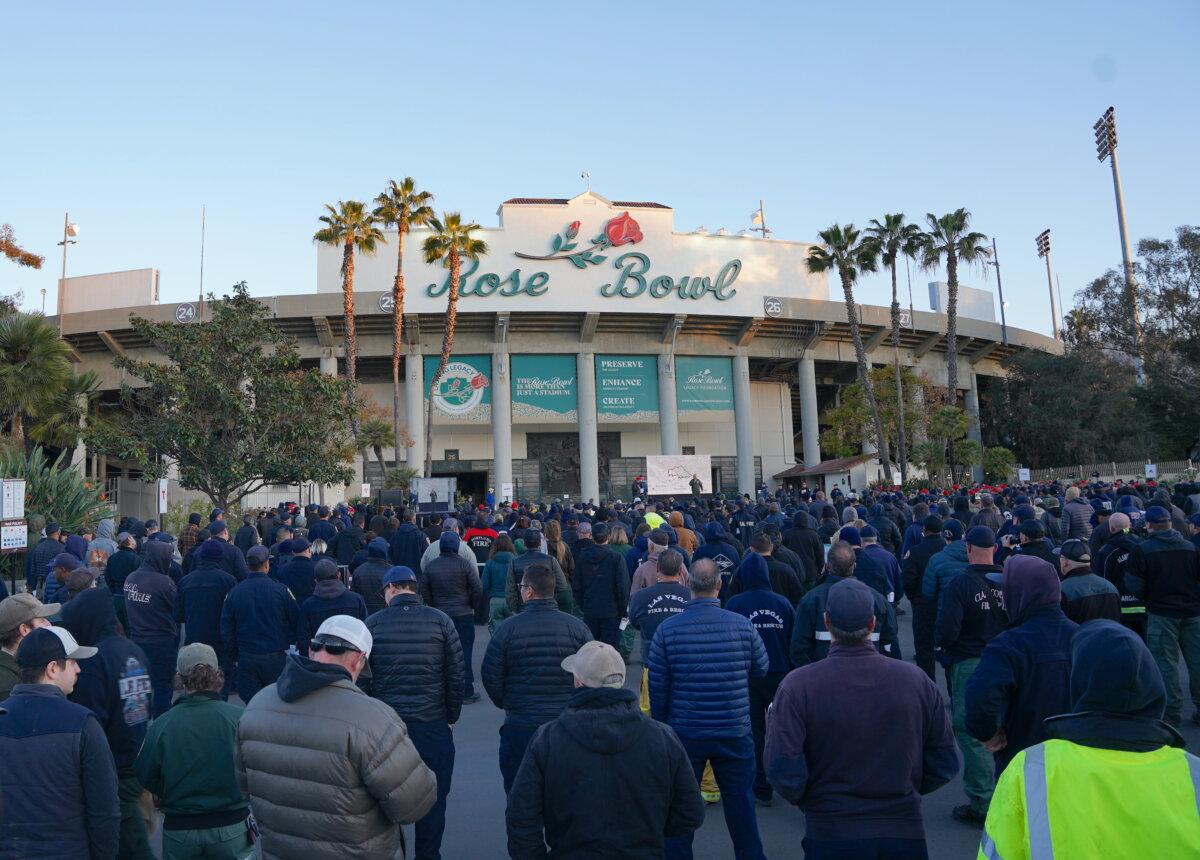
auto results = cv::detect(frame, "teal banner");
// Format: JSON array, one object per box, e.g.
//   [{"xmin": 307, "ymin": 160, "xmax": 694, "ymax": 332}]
[
  {"xmin": 676, "ymin": 356, "xmax": 734, "ymax": 412},
  {"xmin": 512, "ymin": 355, "xmax": 577, "ymax": 423},
  {"xmin": 423, "ymin": 354, "xmax": 491, "ymax": 422},
  {"xmin": 595, "ymin": 355, "xmax": 658, "ymax": 421}
]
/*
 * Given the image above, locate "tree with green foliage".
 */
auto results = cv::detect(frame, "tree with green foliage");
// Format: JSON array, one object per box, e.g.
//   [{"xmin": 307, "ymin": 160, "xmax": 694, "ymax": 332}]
[
  {"xmin": 820, "ymin": 365, "xmax": 930, "ymax": 463},
  {"xmin": 0, "ymin": 311, "xmax": 92, "ymax": 452},
  {"xmin": 89, "ymin": 283, "xmax": 359, "ymax": 511},
  {"xmin": 983, "ymin": 446, "xmax": 1016, "ymax": 483},
  {"xmin": 807, "ymin": 223, "xmax": 893, "ymax": 484},
  {"xmin": 910, "ymin": 406, "xmax": 980, "ymax": 487}
]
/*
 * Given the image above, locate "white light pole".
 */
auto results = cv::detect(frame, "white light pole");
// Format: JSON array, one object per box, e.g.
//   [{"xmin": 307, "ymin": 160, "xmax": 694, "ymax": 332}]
[
  {"xmin": 56, "ymin": 213, "xmax": 79, "ymax": 333},
  {"xmin": 1035, "ymin": 230, "xmax": 1059, "ymax": 340}
]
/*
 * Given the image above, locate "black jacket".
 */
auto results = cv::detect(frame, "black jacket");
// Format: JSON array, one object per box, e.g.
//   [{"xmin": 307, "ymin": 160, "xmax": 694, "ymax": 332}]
[
  {"xmin": 506, "ymin": 686, "xmax": 703, "ymax": 859},
  {"xmin": 482, "ymin": 599, "xmax": 592, "ymax": 725},
  {"xmin": 902, "ymin": 534, "xmax": 946, "ymax": 603},
  {"xmin": 571, "ymin": 540, "xmax": 630, "ymax": 619},
  {"xmin": 1127, "ymin": 529, "xmax": 1200, "ymax": 617},
  {"xmin": 366, "ymin": 593, "xmax": 464, "ymax": 724},
  {"xmin": 352, "ymin": 556, "xmax": 391, "ymax": 616},
  {"xmin": 279, "ymin": 554, "xmax": 318, "ymax": 604},
  {"xmin": 782, "ymin": 516, "xmax": 825, "ymax": 585},
  {"xmin": 934, "ymin": 564, "xmax": 1008, "ymax": 663},
  {"xmin": 867, "ymin": 515, "xmax": 903, "ymax": 555},
  {"xmin": 725, "ymin": 553, "xmax": 804, "ymax": 607},
  {"xmin": 420, "ymin": 552, "xmax": 483, "ymax": 618},
  {"xmin": 176, "ymin": 560, "xmax": 238, "ymax": 654},
  {"xmin": 333, "ymin": 526, "xmax": 366, "ymax": 566},
  {"xmin": 389, "ymin": 523, "xmax": 428, "ymax": 571}
]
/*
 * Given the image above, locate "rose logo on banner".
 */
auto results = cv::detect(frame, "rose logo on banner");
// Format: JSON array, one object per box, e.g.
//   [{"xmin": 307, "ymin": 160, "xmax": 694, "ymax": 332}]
[
  {"xmin": 433, "ymin": 362, "xmax": 489, "ymax": 415},
  {"xmin": 515, "ymin": 212, "xmax": 644, "ymax": 269}
]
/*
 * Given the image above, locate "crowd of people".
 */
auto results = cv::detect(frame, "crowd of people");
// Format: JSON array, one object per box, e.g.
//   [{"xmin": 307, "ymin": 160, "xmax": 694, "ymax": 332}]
[{"xmin": 2, "ymin": 478, "xmax": 1200, "ymax": 858}]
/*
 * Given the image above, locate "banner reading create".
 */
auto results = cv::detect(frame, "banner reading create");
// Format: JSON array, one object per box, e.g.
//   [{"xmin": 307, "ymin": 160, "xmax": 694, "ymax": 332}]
[
  {"xmin": 595, "ymin": 355, "xmax": 658, "ymax": 422},
  {"xmin": 675, "ymin": 356, "xmax": 734, "ymax": 420},
  {"xmin": 512, "ymin": 355, "xmax": 577, "ymax": 423},
  {"xmin": 423, "ymin": 355, "xmax": 492, "ymax": 423}
]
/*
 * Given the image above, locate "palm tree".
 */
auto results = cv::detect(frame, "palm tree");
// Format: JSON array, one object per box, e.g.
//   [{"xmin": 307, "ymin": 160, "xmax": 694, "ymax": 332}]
[
  {"xmin": 373, "ymin": 178, "xmax": 434, "ymax": 459},
  {"xmin": 0, "ymin": 312, "xmax": 73, "ymax": 450},
  {"xmin": 421, "ymin": 213, "xmax": 489, "ymax": 476},
  {"xmin": 357, "ymin": 416, "xmax": 394, "ymax": 476},
  {"xmin": 807, "ymin": 224, "xmax": 893, "ymax": 484},
  {"xmin": 313, "ymin": 200, "xmax": 384, "ymax": 439},
  {"xmin": 867, "ymin": 214, "xmax": 923, "ymax": 485},
  {"xmin": 919, "ymin": 209, "xmax": 991, "ymax": 401}
]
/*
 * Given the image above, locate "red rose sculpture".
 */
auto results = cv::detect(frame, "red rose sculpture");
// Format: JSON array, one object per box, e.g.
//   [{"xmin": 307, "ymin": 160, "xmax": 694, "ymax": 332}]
[
  {"xmin": 605, "ymin": 212, "xmax": 643, "ymax": 247},
  {"xmin": 469, "ymin": 372, "xmax": 488, "ymax": 390},
  {"xmin": 566, "ymin": 220, "xmax": 581, "ymax": 239}
]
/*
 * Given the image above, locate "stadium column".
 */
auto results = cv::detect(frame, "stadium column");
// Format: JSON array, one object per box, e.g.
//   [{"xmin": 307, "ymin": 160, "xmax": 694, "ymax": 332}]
[
  {"xmin": 657, "ymin": 353, "xmax": 679, "ymax": 455},
  {"xmin": 492, "ymin": 347, "xmax": 513, "ymax": 503},
  {"xmin": 577, "ymin": 352, "xmax": 599, "ymax": 503},
  {"xmin": 798, "ymin": 355, "xmax": 821, "ymax": 469},
  {"xmin": 733, "ymin": 352, "xmax": 755, "ymax": 496},
  {"xmin": 406, "ymin": 345, "xmax": 425, "ymax": 476},
  {"xmin": 966, "ymin": 369, "xmax": 983, "ymax": 483}
]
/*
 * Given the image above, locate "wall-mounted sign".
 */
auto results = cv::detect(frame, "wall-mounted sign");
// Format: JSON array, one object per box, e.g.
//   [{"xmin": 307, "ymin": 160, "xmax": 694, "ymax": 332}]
[
  {"xmin": 595, "ymin": 355, "xmax": 658, "ymax": 422},
  {"xmin": 379, "ymin": 294, "xmax": 394, "ymax": 312},
  {"xmin": 764, "ymin": 296, "xmax": 783, "ymax": 318},
  {"xmin": 675, "ymin": 356, "xmax": 734, "ymax": 415},
  {"xmin": 0, "ymin": 479, "xmax": 25, "ymax": 519},
  {"xmin": 512, "ymin": 355, "xmax": 578, "ymax": 423},
  {"xmin": 423, "ymin": 355, "xmax": 492, "ymax": 423},
  {"xmin": 1145, "ymin": 463, "xmax": 1158, "ymax": 479},
  {"xmin": 1018, "ymin": 468, "xmax": 1031, "ymax": 482},
  {"xmin": 174, "ymin": 303, "xmax": 197, "ymax": 324}
]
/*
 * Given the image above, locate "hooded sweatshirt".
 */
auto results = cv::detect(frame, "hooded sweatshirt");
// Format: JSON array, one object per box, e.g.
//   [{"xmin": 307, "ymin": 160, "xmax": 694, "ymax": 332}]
[
  {"xmin": 965, "ymin": 555, "xmax": 1078, "ymax": 773},
  {"xmin": 176, "ymin": 556, "xmax": 238, "ymax": 654},
  {"xmin": 726, "ymin": 554, "xmax": 795, "ymax": 674},
  {"xmin": 88, "ymin": 519, "xmax": 118, "ymax": 559},
  {"xmin": 668, "ymin": 511, "xmax": 698, "ymax": 554},
  {"xmin": 61, "ymin": 587, "xmax": 152, "ymax": 768},
  {"xmin": 124, "ymin": 542, "xmax": 179, "ymax": 642},
  {"xmin": 690, "ymin": 523, "xmax": 740, "ymax": 588}
]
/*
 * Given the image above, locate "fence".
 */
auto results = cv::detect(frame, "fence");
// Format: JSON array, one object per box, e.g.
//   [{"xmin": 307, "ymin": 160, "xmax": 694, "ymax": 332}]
[
  {"xmin": 1019, "ymin": 459, "xmax": 1195, "ymax": 484},
  {"xmin": 105, "ymin": 477, "xmax": 348, "ymax": 523}
]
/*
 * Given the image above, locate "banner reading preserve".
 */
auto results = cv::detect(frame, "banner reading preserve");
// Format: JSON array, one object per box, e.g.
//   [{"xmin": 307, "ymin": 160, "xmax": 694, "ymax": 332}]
[{"xmin": 595, "ymin": 355, "xmax": 658, "ymax": 422}]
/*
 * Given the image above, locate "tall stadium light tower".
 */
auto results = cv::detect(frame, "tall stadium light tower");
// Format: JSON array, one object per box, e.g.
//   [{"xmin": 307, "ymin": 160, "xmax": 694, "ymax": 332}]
[{"xmin": 1035, "ymin": 230, "xmax": 1060, "ymax": 340}]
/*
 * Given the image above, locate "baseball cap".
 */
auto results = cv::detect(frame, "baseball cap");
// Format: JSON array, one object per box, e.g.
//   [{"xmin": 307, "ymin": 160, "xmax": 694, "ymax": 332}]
[
  {"xmin": 941, "ymin": 520, "xmax": 965, "ymax": 541},
  {"xmin": 0, "ymin": 593, "xmax": 59, "ymax": 634},
  {"xmin": 1012, "ymin": 504, "xmax": 1037, "ymax": 522},
  {"xmin": 313, "ymin": 615, "xmax": 372, "ymax": 657},
  {"xmin": 561, "ymin": 641, "xmax": 626, "ymax": 688},
  {"xmin": 246, "ymin": 545, "xmax": 270, "ymax": 566},
  {"xmin": 825, "ymin": 578, "xmax": 876, "ymax": 632},
  {"xmin": 16, "ymin": 625, "xmax": 98, "ymax": 668},
  {"xmin": 439, "ymin": 532, "xmax": 461, "ymax": 553},
  {"xmin": 859, "ymin": 525, "xmax": 879, "ymax": 540},
  {"xmin": 592, "ymin": 522, "xmax": 609, "ymax": 542},
  {"xmin": 1054, "ymin": 539, "xmax": 1092, "ymax": 563},
  {"xmin": 177, "ymin": 642, "xmax": 219, "ymax": 674},
  {"xmin": 838, "ymin": 526, "xmax": 862, "ymax": 546},
  {"xmin": 51, "ymin": 552, "xmax": 82, "ymax": 572},
  {"xmin": 291, "ymin": 537, "xmax": 311, "ymax": 553},
  {"xmin": 965, "ymin": 525, "xmax": 996, "ymax": 548},
  {"xmin": 1145, "ymin": 506, "xmax": 1171, "ymax": 525},
  {"xmin": 382, "ymin": 566, "xmax": 417, "ymax": 586},
  {"xmin": 209, "ymin": 520, "xmax": 229, "ymax": 536},
  {"xmin": 922, "ymin": 515, "xmax": 944, "ymax": 532}
]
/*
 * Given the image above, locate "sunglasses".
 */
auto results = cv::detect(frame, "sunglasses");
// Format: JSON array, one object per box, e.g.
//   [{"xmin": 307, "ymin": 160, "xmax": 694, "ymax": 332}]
[{"xmin": 309, "ymin": 639, "xmax": 360, "ymax": 656}]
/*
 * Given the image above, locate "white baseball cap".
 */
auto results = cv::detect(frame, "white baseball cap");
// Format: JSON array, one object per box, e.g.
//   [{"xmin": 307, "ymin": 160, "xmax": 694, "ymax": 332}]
[
  {"xmin": 561, "ymin": 641, "xmax": 625, "ymax": 688},
  {"xmin": 313, "ymin": 615, "xmax": 373, "ymax": 657}
]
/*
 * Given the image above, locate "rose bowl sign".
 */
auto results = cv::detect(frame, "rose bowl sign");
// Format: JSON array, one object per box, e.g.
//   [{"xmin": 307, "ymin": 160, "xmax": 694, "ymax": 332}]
[{"xmin": 431, "ymin": 361, "xmax": 488, "ymax": 415}]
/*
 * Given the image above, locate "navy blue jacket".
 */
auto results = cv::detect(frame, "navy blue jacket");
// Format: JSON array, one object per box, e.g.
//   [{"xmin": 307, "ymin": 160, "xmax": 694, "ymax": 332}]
[
  {"xmin": 628, "ymin": 581, "xmax": 691, "ymax": 663},
  {"xmin": 790, "ymin": 574, "xmax": 901, "ymax": 666},
  {"xmin": 104, "ymin": 546, "xmax": 141, "ymax": 595},
  {"xmin": 0, "ymin": 684, "xmax": 120, "ymax": 859},
  {"xmin": 389, "ymin": 522, "xmax": 429, "ymax": 570},
  {"xmin": 123, "ymin": 543, "xmax": 179, "ymax": 643},
  {"xmin": 692, "ymin": 523, "xmax": 741, "ymax": 589},
  {"xmin": 60, "ymin": 588, "xmax": 152, "ymax": 769},
  {"xmin": 725, "ymin": 554, "xmax": 795, "ymax": 674},
  {"xmin": 306, "ymin": 519, "xmax": 338, "ymax": 546},
  {"xmin": 366, "ymin": 592, "xmax": 464, "ymax": 725},
  {"xmin": 647, "ymin": 597, "xmax": 768, "ymax": 740},
  {"xmin": 965, "ymin": 555, "xmax": 1077, "ymax": 774},
  {"xmin": 295, "ymin": 579, "xmax": 367, "ymax": 651},
  {"xmin": 176, "ymin": 560, "xmax": 238, "ymax": 654},
  {"xmin": 219, "ymin": 572, "xmax": 299, "ymax": 659},
  {"xmin": 279, "ymin": 554, "xmax": 318, "ymax": 604},
  {"xmin": 215, "ymin": 537, "xmax": 249, "ymax": 582},
  {"xmin": 572, "ymin": 540, "xmax": 630, "ymax": 620},
  {"xmin": 24, "ymin": 536, "xmax": 62, "ymax": 592}
]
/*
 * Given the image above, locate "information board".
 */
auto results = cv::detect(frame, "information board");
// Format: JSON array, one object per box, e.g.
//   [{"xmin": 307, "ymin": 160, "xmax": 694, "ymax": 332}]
[
  {"xmin": 595, "ymin": 355, "xmax": 658, "ymax": 422},
  {"xmin": 512, "ymin": 355, "xmax": 577, "ymax": 423},
  {"xmin": 647, "ymin": 454, "xmax": 712, "ymax": 496}
]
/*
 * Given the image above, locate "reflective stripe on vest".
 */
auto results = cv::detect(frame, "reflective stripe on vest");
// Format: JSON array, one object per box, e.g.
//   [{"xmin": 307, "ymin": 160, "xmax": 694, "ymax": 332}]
[
  {"xmin": 1189, "ymin": 752, "xmax": 1200, "ymax": 818},
  {"xmin": 979, "ymin": 830, "xmax": 1002, "ymax": 860},
  {"xmin": 813, "ymin": 631, "xmax": 881, "ymax": 641},
  {"xmin": 1024, "ymin": 745, "xmax": 1054, "ymax": 858}
]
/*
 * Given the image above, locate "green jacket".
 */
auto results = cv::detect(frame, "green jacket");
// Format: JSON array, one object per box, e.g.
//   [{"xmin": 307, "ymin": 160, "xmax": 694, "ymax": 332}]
[
  {"xmin": 0, "ymin": 649, "xmax": 18, "ymax": 701},
  {"xmin": 133, "ymin": 691, "xmax": 248, "ymax": 828}
]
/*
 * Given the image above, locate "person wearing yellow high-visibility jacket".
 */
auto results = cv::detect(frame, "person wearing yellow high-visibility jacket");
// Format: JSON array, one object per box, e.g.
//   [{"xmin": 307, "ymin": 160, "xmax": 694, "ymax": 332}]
[{"xmin": 979, "ymin": 620, "xmax": 1200, "ymax": 859}]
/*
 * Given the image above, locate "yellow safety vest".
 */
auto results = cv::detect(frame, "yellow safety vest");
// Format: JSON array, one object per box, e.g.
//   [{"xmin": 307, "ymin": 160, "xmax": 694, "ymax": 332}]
[{"xmin": 979, "ymin": 738, "xmax": 1200, "ymax": 859}]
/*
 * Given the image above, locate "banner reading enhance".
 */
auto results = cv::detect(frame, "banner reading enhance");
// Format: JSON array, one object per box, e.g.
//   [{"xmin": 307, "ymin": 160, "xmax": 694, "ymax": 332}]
[
  {"xmin": 675, "ymin": 356, "xmax": 734, "ymax": 416},
  {"xmin": 423, "ymin": 354, "xmax": 492, "ymax": 423},
  {"xmin": 512, "ymin": 355, "xmax": 577, "ymax": 424},
  {"xmin": 595, "ymin": 355, "xmax": 658, "ymax": 422}
]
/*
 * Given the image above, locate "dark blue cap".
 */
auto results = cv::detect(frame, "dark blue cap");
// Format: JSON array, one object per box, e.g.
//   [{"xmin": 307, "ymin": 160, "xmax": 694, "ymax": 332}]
[
  {"xmin": 382, "ymin": 565, "xmax": 417, "ymax": 586},
  {"xmin": 942, "ymin": 520, "xmax": 965, "ymax": 541},
  {"xmin": 1145, "ymin": 506, "xmax": 1171, "ymax": 524},
  {"xmin": 965, "ymin": 525, "xmax": 996, "ymax": 548}
]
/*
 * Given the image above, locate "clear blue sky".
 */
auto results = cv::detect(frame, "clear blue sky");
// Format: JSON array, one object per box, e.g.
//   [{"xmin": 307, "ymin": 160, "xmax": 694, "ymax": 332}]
[{"xmin": 4, "ymin": 1, "xmax": 1197, "ymax": 336}]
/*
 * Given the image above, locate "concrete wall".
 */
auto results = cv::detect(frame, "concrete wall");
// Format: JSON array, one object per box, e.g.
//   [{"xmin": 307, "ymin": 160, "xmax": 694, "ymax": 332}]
[{"xmin": 62, "ymin": 269, "xmax": 159, "ymax": 315}]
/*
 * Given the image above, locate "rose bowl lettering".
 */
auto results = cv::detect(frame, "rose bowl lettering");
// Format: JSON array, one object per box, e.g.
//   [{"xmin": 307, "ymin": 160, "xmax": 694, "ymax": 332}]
[{"xmin": 600, "ymin": 253, "xmax": 741, "ymax": 301}]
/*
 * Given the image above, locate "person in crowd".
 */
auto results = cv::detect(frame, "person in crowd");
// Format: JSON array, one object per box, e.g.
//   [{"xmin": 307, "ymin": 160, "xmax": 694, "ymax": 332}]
[
  {"xmin": 279, "ymin": 537, "xmax": 317, "ymax": 603},
  {"xmin": 631, "ymin": 529, "xmax": 673, "ymax": 595},
  {"xmin": 234, "ymin": 513, "xmax": 260, "ymax": 554},
  {"xmin": 1005, "ymin": 519, "xmax": 1058, "ymax": 567},
  {"xmin": 306, "ymin": 505, "xmax": 338, "ymax": 546},
  {"xmin": 726, "ymin": 532, "xmax": 804, "ymax": 606},
  {"xmin": 43, "ymin": 549, "xmax": 81, "ymax": 604},
  {"xmin": 861, "ymin": 525, "xmax": 903, "ymax": 605},
  {"xmin": 207, "ymin": 519, "xmax": 250, "ymax": 582},
  {"xmin": 966, "ymin": 555, "xmax": 1078, "ymax": 777},
  {"xmin": 792, "ymin": 542, "xmax": 900, "ymax": 666},
  {"xmin": 182, "ymin": 527, "xmax": 212, "ymax": 577},
  {"xmin": 1061, "ymin": 485, "xmax": 1094, "ymax": 541},
  {"xmin": 296, "ymin": 558, "xmax": 367, "ymax": 652},
  {"xmin": 507, "ymin": 530, "xmax": 575, "ymax": 615},
  {"xmin": 89, "ymin": 517, "xmax": 119, "ymax": 560},
  {"xmin": 833, "ymin": 526, "xmax": 892, "ymax": 602},
  {"xmin": 902, "ymin": 515, "xmax": 947, "ymax": 681},
  {"xmin": 483, "ymin": 563, "xmax": 592, "ymax": 792},
  {"xmin": 0, "ymin": 594, "xmax": 57, "ymax": 700},
  {"xmin": 220, "ymin": 545, "xmax": 299, "ymax": 703},
  {"xmin": 176, "ymin": 538, "xmax": 239, "ymax": 695},
  {"xmin": 922, "ymin": 519, "xmax": 968, "ymax": 612},
  {"xmin": 333, "ymin": 514, "xmax": 367, "ymax": 566},
  {"xmin": 421, "ymin": 517, "xmax": 477, "ymax": 572},
  {"xmin": 25, "ymin": 520, "xmax": 63, "ymax": 594},
  {"xmin": 1126, "ymin": 505, "xmax": 1200, "ymax": 725},
  {"xmin": 726, "ymin": 552, "xmax": 795, "ymax": 807},
  {"xmin": 693, "ymin": 521, "xmax": 742, "ymax": 592},
  {"xmin": 866, "ymin": 503, "xmax": 904, "ymax": 555},
  {"xmin": 506, "ymin": 640, "xmax": 705, "ymax": 859},
  {"xmin": 421, "ymin": 531, "xmax": 484, "ymax": 704},
  {"xmin": 628, "ymin": 546, "xmax": 692, "ymax": 691},
  {"xmin": 482, "ymin": 533, "xmax": 516, "ymax": 632},
  {"xmin": 970, "ymin": 493, "xmax": 1005, "ymax": 533},
  {"xmin": 351, "ymin": 536, "xmax": 392, "ymax": 615},
  {"xmin": 572, "ymin": 522, "xmax": 630, "ymax": 648},
  {"xmin": 544, "ymin": 518, "xmax": 575, "ymax": 584},
  {"xmin": 1055, "ymin": 538, "xmax": 1121, "ymax": 624},
  {"xmin": 366, "ymin": 565, "xmax": 464, "ymax": 860},
  {"xmin": 1091, "ymin": 511, "xmax": 1146, "ymax": 636},
  {"xmin": 981, "ymin": 620, "xmax": 1200, "ymax": 858},
  {"xmin": 124, "ymin": 541, "xmax": 179, "ymax": 717},
  {"xmin": 235, "ymin": 615, "xmax": 437, "ymax": 859},
  {"xmin": 389, "ymin": 508, "xmax": 429, "ymax": 572},
  {"xmin": 134, "ymin": 643, "xmax": 250, "ymax": 859},
  {"xmin": 61, "ymin": 587, "xmax": 154, "ymax": 858},
  {"xmin": 648, "ymin": 558, "xmax": 769, "ymax": 860},
  {"xmin": 105, "ymin": 531, "xmax": 141, "ymax": 623},
  {"xmin": 464, "ymin": 513, "xmax": 498, "ymax": 565},
  {"xmin": 766, "ymin": 578, "xmax": 959, "ymax": 860},
  {"xmin": 0, "ymin": 626, "xmax": 120, "ymax": 859},
  {"xmin": 178, "ymin": 512, "xmax": 203, "ymax": 557},
  {"xmin": 669, "ymin": 510, "xmax": 700, "ymax": 554},
  {"xmin": 1040, "ymin": 496, "xmax": 1065, "ymax": 546},
  {"xmin": 933, "ymin": 525, "xmax": 1008, "ymax": 826}
]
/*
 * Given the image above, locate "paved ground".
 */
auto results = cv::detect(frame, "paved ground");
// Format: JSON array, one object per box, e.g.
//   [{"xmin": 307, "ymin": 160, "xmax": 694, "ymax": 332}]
[{"xmin": 153, "ymin": 606, "xmax": 1200, "ymax": 859}]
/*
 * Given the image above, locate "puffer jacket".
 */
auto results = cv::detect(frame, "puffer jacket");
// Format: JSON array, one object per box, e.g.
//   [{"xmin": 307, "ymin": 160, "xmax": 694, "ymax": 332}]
[
  {"xmin": 365, "ymin": 592, "xmax": 464, "ymax": 724},
  {"xmin": 921, "ymin": 540, "xmax": 969, "ymax": 610},
  {"xmin": 647, "ymin": 597, "xmax": 768, "ymax": 740},
  {"xmin": 420, "ymin": 551, "xmax": 483, "ymax": 618},
  {"xmin": 1062, "ymin": 498, "xmax": 1094, "ymax": 541},
  {"xmin": 235, "ymin": 654, "xmax": 436, "ymax": 859},
  {"xmin": 481, "ymin": 599, "xmax": 592, "ymax": 725}
]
